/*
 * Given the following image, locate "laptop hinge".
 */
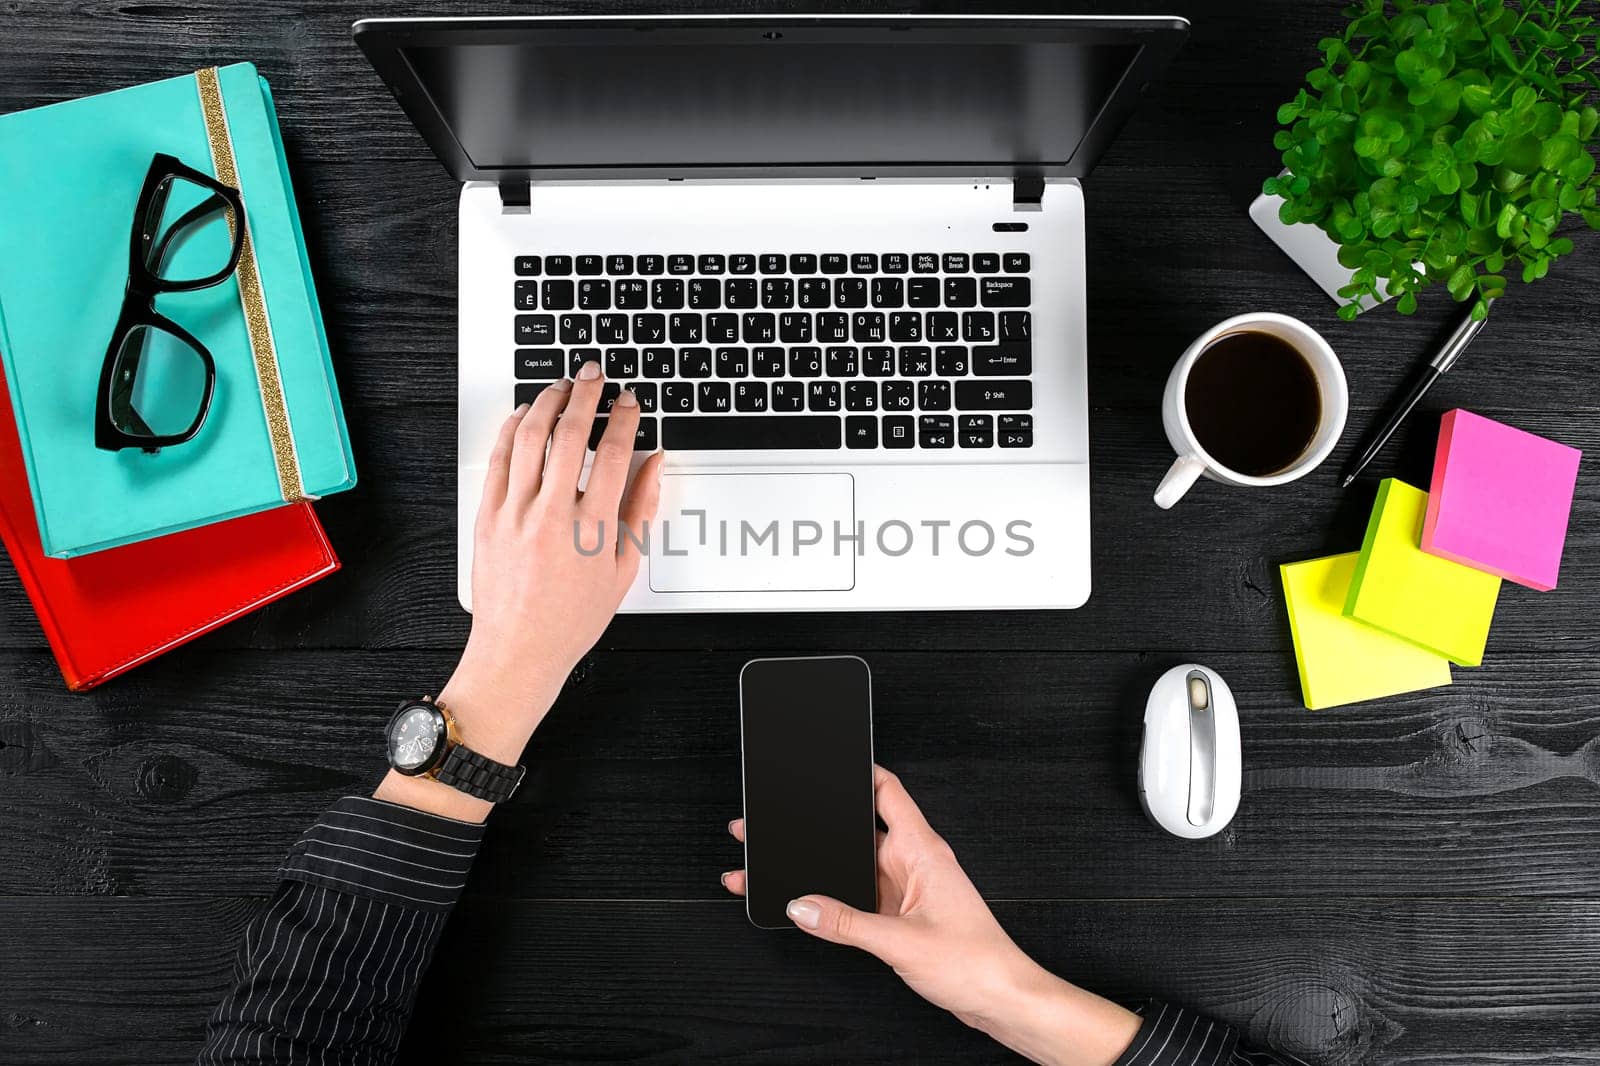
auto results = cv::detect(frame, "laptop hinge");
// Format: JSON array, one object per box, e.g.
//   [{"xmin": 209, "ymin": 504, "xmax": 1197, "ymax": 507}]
[
  {"xmin": 498, "ymin": 180, "xmax": 532, "ymax": 214},
  {"xmin": 1012, "ymin": 175, "xmax": 1045, "ymax": 212}
]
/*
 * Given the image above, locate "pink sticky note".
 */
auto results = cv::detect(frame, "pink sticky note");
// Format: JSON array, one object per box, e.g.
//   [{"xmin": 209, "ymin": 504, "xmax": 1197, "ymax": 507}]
[{"xmin": 1422, "ymin": 410, "xmax": 1582, "ymax": 591}]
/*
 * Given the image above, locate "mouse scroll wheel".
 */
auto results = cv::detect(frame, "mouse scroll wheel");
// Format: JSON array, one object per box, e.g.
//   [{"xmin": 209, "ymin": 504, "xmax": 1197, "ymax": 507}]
[{"xmin": 1187, "ymin": 675, "xmax": 1209, "ymax": 711}]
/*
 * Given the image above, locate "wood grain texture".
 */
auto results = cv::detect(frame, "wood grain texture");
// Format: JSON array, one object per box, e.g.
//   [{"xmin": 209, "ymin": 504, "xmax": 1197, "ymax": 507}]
[{"xmin": 2, "ymin": 1, "xmax": 1599, "ymax": 1064}]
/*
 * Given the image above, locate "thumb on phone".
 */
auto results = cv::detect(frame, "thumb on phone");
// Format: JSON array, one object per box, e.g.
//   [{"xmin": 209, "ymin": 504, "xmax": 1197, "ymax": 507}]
[{"xmin": 787, "ymin": 895, "xmax": 901, "ymax": 960}]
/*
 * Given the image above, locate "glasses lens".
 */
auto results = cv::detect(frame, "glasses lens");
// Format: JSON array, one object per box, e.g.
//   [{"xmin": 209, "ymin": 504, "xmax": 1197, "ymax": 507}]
[
  {"xmin": 108, "ymin": 325, "xmax": 210, "ymax": 440},
  {"xmin": 141, "ymin": 175, "xmax": 238, "ymax": 284}
]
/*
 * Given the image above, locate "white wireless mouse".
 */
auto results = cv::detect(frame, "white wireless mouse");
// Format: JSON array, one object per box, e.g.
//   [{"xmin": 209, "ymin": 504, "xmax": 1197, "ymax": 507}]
[{"xmin": 1138, "ymin": 664, "xmax": 1242, "ymax": 839}]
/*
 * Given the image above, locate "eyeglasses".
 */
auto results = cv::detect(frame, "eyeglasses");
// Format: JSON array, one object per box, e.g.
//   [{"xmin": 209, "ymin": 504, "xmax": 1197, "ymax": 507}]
[{"xmin": 95, "ymin": 153, "xmax": 246, "ymax": 452}]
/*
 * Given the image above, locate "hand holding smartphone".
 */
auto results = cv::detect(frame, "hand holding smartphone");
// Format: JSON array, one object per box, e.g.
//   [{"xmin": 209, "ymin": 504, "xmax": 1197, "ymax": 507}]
[{"xmin": 738, "ymin": 656, "xmax": 877, "ymax": 928}]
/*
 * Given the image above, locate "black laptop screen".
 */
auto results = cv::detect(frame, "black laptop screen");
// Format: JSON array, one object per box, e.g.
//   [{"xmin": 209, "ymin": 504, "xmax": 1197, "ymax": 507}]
[{"xmin": 400, "ymin": 38, "xmax": 1140, "ymax": 170}]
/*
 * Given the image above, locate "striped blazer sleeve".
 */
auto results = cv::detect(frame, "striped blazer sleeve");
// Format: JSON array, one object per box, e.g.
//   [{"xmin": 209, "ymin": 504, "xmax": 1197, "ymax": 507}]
[
  {"xmin": 197, "ymin": 796, "xmax": 486, "ymax": 1066},
  {"xmin": 1112, "ymin": 1001, "xmax": 1307, "ymax": 1066}
]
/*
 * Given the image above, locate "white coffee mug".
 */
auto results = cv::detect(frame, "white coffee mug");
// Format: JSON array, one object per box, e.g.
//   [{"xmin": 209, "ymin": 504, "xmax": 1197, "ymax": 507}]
[{"xmin": 1154, "ymin": 312, "xmax": 1348, "ymax": 510}]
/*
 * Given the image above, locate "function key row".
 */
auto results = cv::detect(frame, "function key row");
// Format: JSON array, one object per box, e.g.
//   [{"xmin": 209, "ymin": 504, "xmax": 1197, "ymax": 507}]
[{"xmin": 513, "ymin": 252, "xmax": 1030, "ymax": 277}]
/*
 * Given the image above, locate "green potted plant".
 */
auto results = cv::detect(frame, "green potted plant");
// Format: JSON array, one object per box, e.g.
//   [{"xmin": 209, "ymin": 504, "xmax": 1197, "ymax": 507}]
[{"xmin": 1263, "ymin": 0, "xmax": 1600, "ymax": 321}]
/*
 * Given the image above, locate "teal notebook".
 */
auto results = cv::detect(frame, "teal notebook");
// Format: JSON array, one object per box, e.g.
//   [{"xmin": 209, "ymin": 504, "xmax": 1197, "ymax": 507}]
[{"xmin": 0, "ymin": 64, "xmax": 355, "ymax": 558}]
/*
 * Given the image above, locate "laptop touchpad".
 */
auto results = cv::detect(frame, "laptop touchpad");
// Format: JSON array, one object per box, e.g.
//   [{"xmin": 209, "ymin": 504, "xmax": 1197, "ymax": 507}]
[{"xmin": 648, "ymin": 473, "xmax": 856, "ymax": 593}]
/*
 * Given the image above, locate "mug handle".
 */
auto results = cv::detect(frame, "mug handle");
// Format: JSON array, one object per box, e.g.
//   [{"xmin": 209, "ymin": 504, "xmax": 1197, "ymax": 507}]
[{"xmin": 1154, "ymin": 455, "xmax": 1206, "ymax": 510}]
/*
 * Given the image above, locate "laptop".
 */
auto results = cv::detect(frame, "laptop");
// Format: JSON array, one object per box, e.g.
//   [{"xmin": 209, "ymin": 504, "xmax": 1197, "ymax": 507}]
[{"xmin": 353, "ymin": 14, "xmax": 1187, "ymax": 612}]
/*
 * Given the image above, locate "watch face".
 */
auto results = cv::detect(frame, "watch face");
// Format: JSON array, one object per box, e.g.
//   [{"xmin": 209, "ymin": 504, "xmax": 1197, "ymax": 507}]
[{"xmin": 388, "ymin": 704, "xmax": 445, "ymax": 773}]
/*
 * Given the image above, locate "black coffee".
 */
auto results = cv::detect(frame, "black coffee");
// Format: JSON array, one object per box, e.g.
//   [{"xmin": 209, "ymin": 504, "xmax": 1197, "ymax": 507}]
[{"xmin": 1184, "ymin": 331, "xmax": 1321, "ymax": 477}]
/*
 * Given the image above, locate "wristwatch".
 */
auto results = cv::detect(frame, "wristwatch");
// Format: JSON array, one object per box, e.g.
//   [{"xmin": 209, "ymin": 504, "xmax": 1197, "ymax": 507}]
[{"xmin": 384, "ymin": 696, "xmax": 526, "ymax": 804}]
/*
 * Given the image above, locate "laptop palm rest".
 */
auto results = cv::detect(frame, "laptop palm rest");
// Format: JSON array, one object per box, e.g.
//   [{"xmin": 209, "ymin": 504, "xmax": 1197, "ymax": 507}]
[{"xmin": 647, "ymin": 472, "xmax": 856, "ymax": 593}]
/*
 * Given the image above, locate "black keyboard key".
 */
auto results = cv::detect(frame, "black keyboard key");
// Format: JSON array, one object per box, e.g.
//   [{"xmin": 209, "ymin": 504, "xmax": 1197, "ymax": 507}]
[
  {"xmin": 668, "ymin": 254, "xmax": 695, "ymax": 275},
  {"xmin": 962, "ymin": 311, "xmax": 996, "ymax": 342},
  {"xmin": 706, "ymin": 312, "xmax": 739, "ymax": 344},
  {"xmin": 845, "ymin": 381, "xmax": 878, "ymax": 411},
  {"xmin": 926, "ymin": 311, "xmax": 960, "ymax": 343},
  {"xmin": 943, "ymin": 277, "xmax": 977, "ymax": 308},
  {"xmin": 652, "ymin": 278, "xmax": 685, "ymax": 309},
  {"xmin": 889, "ymin": 312, "xmax": 922, "ymax": 342},
  {"xmin": 919, "ymin": 381, "xmax": 952, "ymax": 411},
  {"xmin": 514, "ymin": 280, "xmax": 539, "ymax": 310},
  {"xmin": 852, "ymin": 253, "xmax": 879, "ymax": 274},
  {"xmin": 790, "ymin": 253, "xmax": 818, "ymax": 274},
  {"xmin": 753, "ymin": 346, "xmax": 786, "ymax": 378},
  {"xmin": 559, "ymin": 313, "xmax": 593, "ymax": 345},
  {"xmin": 789, "ymin": 346, "xmax": 822, "ymax": 377},
  {"xmin": 596, "ymin": 313, "xmax": 628, "ymax": 345},
  {"xmin": 661, "ymin": 381, "xmax": 695, "ymax": 412},
  {"xmin": 615, "ymin": 279, "xmax": 649, "ymax": 309},
  {"xmin": 715, "ymin": 346, "xmax": 749, "ymax": 378},
  {"xmin": 698, "ymin": 254, "xmax": 725, "ymax": 275},
  {"xmin": 730, "ymin": 253, "xmax": 757, "ymax": 274},
  {"xmin": 912, "ymin": 253, "xmax": 940, "ymax": 274},
  {"xmin": 545, "ymin": 255, "xmax": 573, "ymax": 275},
  {"xmin": 577, "ymin": 255, "xmax": 603, "ymax": 276},
  {"xmin": 882, "ymin": 253, "xmax": 909, "ymax": 274},
  {"xmin": 515, "ymin": 382, "xmax": 549, "ymax": 407},
  {"xmin": 633, "ymin": 382, "xmax": 658, "ymax": 413},
  {"xmin": 607, "ymin": 254, "xmax": 634, "ymax": 275},
  {"xmin": 632, "ymin": 312, "xmax": 667, "ymax": 344},
  {"xmin": 604, "ymin": 347, "xmax": 639, "ymax": 378},
  {"xmin": 568, "ymin": 348, "xmax": 601, "ymax": 376},
  {"xmin": 598, "ymin": 382, "xmax": 623, "ymax": 413},
  {"xmin": 638, "ymin": 254, "xmax": 665, "ymax": 275},
  {"xmin": 883, "ymin": 414, "xmax": 914, "ymax": 447},
  {"xmin": 742, "ymin": 312, "xmax": 777, "ymax": 343},
  {"xmin": 679, "ymin": 347, "xmax": 713, "ymax": 378},
  {"xmin": 960, "ymin": 414, "xmax": 994, "ymax": 448},
  {"xmin": 825, "ymin": 346, "xmax": 859, "ymax": 377},
  {"xmin": 820, "ymin": 253, "xmax": 849, "ymax": 274},
  {"xmin": 980, "ymin": 277, "xmax": 1030, "ymax": 307},
  {"xmin": 943, "ymin": 252, "xmax": 969, "ymax": 272},
  {"xmin": 664, "ymin": 414, "xmax": 840, "ymax": 450},
  {"xmin": 798, "ymin": 277, "xmax": 831, "ymax": 309},
  {"xmin": 851, "ymin": 311, "xmax": 885, "ymax": 343},
  {"xmin": 871, "ymin": 277, "xmax": 904, "ymax": 308},
  {"xmin": 698, "ymin": 381, "xmax": 732, "ymax": 412},
  {"xmin": 808, "ymin": 381, "xmax": 841, "ymax": 411},
  {"xmin": 1003, "ymin": 252, "xmax": 1030, "ymax": 273},
  {"xmin": 587, "ymin": 415, "xmax": 658, "ymax": 452},
  {"xmin": 919, "ymin": 415, "xmax": 955, "ymax": 448},
  {"xmin": 771, "ymin": 381, "xmax": 806, "ymax": 412},
  {"xmin": 669, "ymin": 312, "xmax": 703, "ymax": 344},
  {"xmin": 882, "ymin": 380, "xmax": 915, "ymax": 411},
  {"xmin": 643, "ymin": 346, "xmax": 675, "ymax": 379},
  {"xmin": 999, "ymin": 414, "xmax": 1033, "ymax": 448},
  {"xmin": 735, "ymin": 381, "xmax": 768, "ymax": 412},
  {"xmin": 863, "ymin": 346, "xmax": 895, "ymax": 377},
  {"xmin": 514, "ymin": 347, "xmax": 562, "ymax": 379},
  {"xmin": 974, "ymin": 253, "xmax": 1000, "ymax": 273},
  {"xmin": 514, "ymin": 255, "xmax": 541, "ymax": 276},
  {"xmin": 515, "ymin": 314, "xmax": 555, "ymax": 345},
  {"xmin": 845, "ymin": 415, "xmax": 878, "ymax": 449},
  {"xmin": 760, "ymin": 278, "xmax": 793, "ymax": 309},
  {"xmin": 1000, "ymin": 310, "xmax": 1031, "ymax": 342},
  {"xmin": 935, "ymin": 346, "xmax": 968, "ymax": 376},
  {"xmin": 817, "ymin": 312, "xmax": 849, "ymax": 344},
  {"xmin": 907, "ymin": 278, "xmax": 940, "ymax": 308},
  {"xmin": 725, "ymin": 278, "xmax": 759, "ymax": 309},
  {"xmin": 898, "ymin": 346, "xmax": 933, "ymax": 377},
  {"xmin": 956, "ymin": 379, "xmax": 1033, "ymax": 410},
  {"xmin": 688, "ymin": 278, "xmax": 721, "ymax": 309},
  {"xmin": 835, "ymin": 278, "xmax": 868, "ymax": 308},
  {"xmin": 759, "ymin": 253, "xmax": 786, "ymax": 274},
  {"xmin": 541, "ymin": 279, "xmax": 575, "ymax": 310},
  {"xmin": 974, "ymin": 342, "xmax": 1033, "ymax": 376},
  {"xmin": 779, "ymin": 312, "xmax": 812, "ymax": 343}
]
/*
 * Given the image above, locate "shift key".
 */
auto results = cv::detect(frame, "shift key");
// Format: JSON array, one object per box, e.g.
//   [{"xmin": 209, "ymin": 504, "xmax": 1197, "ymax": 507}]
[
  {"xmin": 955, "ymin": 380, "xmax": 1032, "ymax": 410},
  {"xmin": 980, "ymin": 277, "xmax": 1030, "ymax": 307},
  {"xmin": 973, "ymin": 342, "xmax": 1032, "ymax": 376}
]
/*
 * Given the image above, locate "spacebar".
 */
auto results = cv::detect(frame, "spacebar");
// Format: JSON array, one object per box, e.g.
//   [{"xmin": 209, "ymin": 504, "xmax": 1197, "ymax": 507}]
[{"xmin": 662, "ymin": 415, "xmax": 842, "ymax": 450}]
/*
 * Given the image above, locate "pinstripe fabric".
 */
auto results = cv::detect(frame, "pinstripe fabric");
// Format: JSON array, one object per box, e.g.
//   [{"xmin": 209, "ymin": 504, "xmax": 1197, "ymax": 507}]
[
  {"xmin": 1112, "ymin": 1001, "xmax": 1302, "ymax": 1066},
  {"xmin": 198, "ymin": 797, "xmax": 484, "ymax": 1065}
]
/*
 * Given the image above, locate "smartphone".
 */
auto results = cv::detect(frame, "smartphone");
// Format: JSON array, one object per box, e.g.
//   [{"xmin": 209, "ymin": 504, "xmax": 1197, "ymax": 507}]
[{"xmin": 739, "ymin": 655, "xmax": 877, "ymax": 929}]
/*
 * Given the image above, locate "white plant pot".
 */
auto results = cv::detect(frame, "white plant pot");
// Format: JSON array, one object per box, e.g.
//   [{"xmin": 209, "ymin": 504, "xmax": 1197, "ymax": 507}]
[{"xmin": 1249, "ymin": 187, "xmax": 1396, "ymax": 309}]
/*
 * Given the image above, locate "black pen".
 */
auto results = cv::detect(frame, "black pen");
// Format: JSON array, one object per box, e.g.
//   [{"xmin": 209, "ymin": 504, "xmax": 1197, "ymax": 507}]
[{"xmin": 1339, "ymin": 303, "xmax": 1491, "ymax": 489}]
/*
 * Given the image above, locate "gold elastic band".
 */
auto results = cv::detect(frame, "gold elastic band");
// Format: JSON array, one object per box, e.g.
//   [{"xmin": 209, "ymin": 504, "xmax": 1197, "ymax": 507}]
[{"xmin": 195, "ymin": 66, "xmax": 306, "ymax": 503}]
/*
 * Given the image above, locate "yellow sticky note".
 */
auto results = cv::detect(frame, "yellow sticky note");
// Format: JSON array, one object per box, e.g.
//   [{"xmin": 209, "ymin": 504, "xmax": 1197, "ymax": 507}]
[
  {"xmin": 1346, "ymin": 479, "xmax": 1501, "ymax": 667},
  {"xmin": 1282, "ymin": 553, "xmax": 1453, "ymax": 709}
]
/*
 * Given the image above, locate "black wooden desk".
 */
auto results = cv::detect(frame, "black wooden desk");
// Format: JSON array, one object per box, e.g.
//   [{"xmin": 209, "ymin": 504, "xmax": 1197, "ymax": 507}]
[{"xmin": 4, "ymin": 3, "xmax": 1599, "ymax": 1063}]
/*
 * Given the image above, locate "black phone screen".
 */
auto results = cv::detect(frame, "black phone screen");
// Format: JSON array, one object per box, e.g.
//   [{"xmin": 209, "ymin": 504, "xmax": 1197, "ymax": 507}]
[{"xmin": 739, "ymin": 656, "xmax": 877, "ymax": 929}]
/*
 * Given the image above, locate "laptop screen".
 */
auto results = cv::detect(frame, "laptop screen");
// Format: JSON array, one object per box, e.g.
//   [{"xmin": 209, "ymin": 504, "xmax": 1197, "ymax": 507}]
[{"xmin": 399, "ymin": 37, "xmax": 1141, "ymax": 171}]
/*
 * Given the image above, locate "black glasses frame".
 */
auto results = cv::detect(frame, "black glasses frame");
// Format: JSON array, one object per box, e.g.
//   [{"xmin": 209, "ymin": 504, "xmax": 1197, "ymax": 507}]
[{"xmin": 94, "ymin": 153, "xmax": 246, "ymax": 452}]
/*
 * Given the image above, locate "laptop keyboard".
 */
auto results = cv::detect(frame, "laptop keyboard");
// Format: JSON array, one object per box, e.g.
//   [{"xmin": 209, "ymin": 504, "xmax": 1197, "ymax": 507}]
[{"xmin": 512, "ymin": 251, "xmax": 1034, "ymax": 452}]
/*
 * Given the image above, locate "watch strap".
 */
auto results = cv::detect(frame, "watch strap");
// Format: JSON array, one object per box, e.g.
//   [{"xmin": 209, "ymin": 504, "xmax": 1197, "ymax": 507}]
[{"xmin": 435, "ymin": 743, "xmax": 525, "ymax": 804}]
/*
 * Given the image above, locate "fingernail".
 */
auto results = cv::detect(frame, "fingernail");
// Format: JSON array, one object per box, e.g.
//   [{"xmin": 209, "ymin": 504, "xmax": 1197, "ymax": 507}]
[
  {"xmin": 787, "ymin": 899, "xmax": 821, "ymax": 930},
  {"xmin": 719, "ymin": 871, "xmax": 733, "ymax": 886},
  {"xmin": 551, "ymin": 377, "xmax": 573, "ymax": 392},
  {"xmin": 614, "ymin": 388, "xmax": 638, "ymax": 408},
  {"xmin": 577, "ymin": 360, "xmax": 601, "ymax": 380},
  {"xmin": 513, "ymin": 403, "xmax": 530, "ymax": 415},
  {"xmin": 727, "ymin": 819, "xmax": 739, "ymax": 834}
]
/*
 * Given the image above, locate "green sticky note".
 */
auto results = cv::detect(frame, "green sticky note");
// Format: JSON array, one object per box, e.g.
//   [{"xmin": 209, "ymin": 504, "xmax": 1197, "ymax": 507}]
[
  {"xmin": 1346, "ymin": 479, "xmax": 1501, "ymax": 667},
  {"xmin": 1282, "ymin": 553, "xmax": 1453, "ymax": 709}
]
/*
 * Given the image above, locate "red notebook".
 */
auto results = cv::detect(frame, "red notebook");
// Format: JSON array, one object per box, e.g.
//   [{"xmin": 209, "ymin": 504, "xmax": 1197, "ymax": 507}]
[{"xmin": 0, "ymin": 368, "xmax": 340, "ymax": 691}]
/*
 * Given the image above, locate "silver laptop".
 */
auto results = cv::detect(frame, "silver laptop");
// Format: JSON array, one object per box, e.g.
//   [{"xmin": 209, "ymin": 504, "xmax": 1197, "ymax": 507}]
[{"xmin": 353, "ymin": 14, "xmax": 1187, "ymax": 613}]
